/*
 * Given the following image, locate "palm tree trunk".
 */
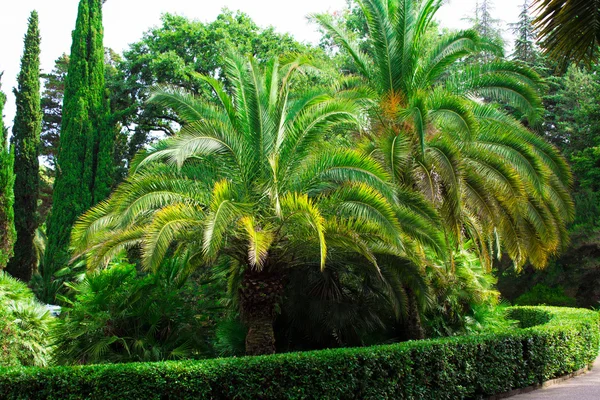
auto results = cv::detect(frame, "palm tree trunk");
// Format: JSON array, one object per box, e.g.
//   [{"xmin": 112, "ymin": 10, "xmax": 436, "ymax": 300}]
[
  {"xmin": 405, "ymin": 286, "xmax": 425, "ymax": 340},
  {"xmin": 239, "ymin": 270, "xmax": 283, "ymax": 356}
]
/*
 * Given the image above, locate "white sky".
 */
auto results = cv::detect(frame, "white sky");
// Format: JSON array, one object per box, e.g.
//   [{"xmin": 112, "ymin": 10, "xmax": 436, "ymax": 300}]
[{"xmin": 0, "ymin": 0, "xmax": 524, "ymax": 126}]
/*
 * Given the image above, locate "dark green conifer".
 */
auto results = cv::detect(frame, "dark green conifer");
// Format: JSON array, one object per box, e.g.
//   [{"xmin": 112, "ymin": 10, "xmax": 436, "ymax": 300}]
[
  {"xmin": 510, "ymin": 0, "xmax": 540, "ymax": 65},
  {"xmin": 0, "ymin": 74, "xmax": 16, "ymax": 270},
  {"xmin": 6, "ymin": 11, "xmax": 42, "ymax": 281},
  {"xmin": 44, "ymin": 0, "xmax": 114, "ymax": 288}
]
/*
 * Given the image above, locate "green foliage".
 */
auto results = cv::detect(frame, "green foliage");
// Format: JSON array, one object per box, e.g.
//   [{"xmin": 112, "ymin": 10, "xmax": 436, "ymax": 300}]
[
  {"xmin": 544, "ymin": 65, "xmax": 600, "ymax": 232},
  {"xmin": 424, "ymin": 242, "xmax": 505, "ymax": 336},
  {"xmin": 571, "ymin": 147, "xmax": 600, "ymax": 192},
  {"xmin": 52, "ymin": 260, "xmax": 223, "ymax": 365},
  {"xmin": 40, "ymin": 53, "xmax": 68, "ymax": 169},
  {"xmin": 0, "ymin": 74, "xmax": 15, "ymax": 270},
  {"xmin": 506, "ymin": 306, "xmax": 554, "ymax": 328},
  {"xmin": 465, "ymin": 0, "xmax": 505, "ymax": 54},
  {"xmin": 213, "ymin": 318, "xmax": 247, "ymax": 357},
  {"xmin": 44, "ymin": 0, "xmax": 114, "ymax": 301},
  {"xmin": 112, "ymin": 10, "xmax": 319, "ymax": 159},
  {"xmin": 510, "ymin": 1, "xmax": 541, "ymax": 65},
  {"xmin": 570, "ymin": 147, "xmax": 600, "ymax": 231},
  {"xmin": 71, "ymin": 53, "xmax": 433, "ymax": 354},
  {"xmin": 0, "ymin": 272, "xmax": 53, "ymax": 367},
  {"xmin": 0, "ymin": 307, "xmax": 597, "ymax": 399},
  {"xmin": 316, "ymin": 0, "xmax": 573, "ymax": 271},
  {"xmin": 6, "ymin": 10, "xmax": 42, "ymax": 282},
  {"xmin": 514, "ymin": 284, "xmax": 577, "ymax": 307},
  {"xmin": 546, "ymin": 65, "xmax": 600, "ymax": 153},
  {"xmin": 571, "ymin": 190, "xmax": 600, "ymax": 232},
  {"xmin": 533, "ymin": 0, "xmax": 600, "ymax": 65}
]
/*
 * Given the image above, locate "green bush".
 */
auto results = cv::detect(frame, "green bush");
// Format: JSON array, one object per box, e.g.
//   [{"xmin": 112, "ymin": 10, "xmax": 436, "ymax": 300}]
[
  {"xmin": 514, "ymin": 284, "xmax": 577, "ymax": 307},
  {"xmin": 52, "ymin": 261, "xmax": 224, "ymax": 365},
  {"xmin": 0, "ymin": 306, "xmax": 597, "ymax": 399},
  {"xmin": 0, "ymin": 272, "xmax": 53, "ymax": 367}
]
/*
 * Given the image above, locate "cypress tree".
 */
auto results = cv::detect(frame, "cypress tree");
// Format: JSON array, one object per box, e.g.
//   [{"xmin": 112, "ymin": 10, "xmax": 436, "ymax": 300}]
[
  {"xmin": 44, "ymin": 0, "xmax": 114, "ymax": 286},
  {"xmin": 6, "ymin": 11, "xmax": 42, "ymax": 282},
  {"xmin": 0, "ymin": 74, "xmax": 16, "ymax": 270}
]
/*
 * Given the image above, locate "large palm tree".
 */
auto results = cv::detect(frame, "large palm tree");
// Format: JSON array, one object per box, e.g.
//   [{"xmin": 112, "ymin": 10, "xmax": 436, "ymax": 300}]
[
  {"xmin": 70, "ymin": 54, "xmax": 436, "ymax": 355},
  {"xmin": 316, "ymin": 0, "xmax": 574, "ymax": 271}
]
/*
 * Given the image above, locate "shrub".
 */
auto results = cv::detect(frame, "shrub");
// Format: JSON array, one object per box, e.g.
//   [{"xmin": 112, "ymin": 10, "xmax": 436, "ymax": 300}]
[
  {"xmin": 51, "ymin": 261, "xmax": 224, "ymax": 365},
  {"xmin": 0, "ymin": 272, "xmax": 53, "ymax": 367},
  {"xmin": 424, "ymin": 242, "xmax": 505, "ymax": 337},
  {"xmin": 514, "ymin": 284, "xmax": 577, "ymax": 307},
  {"xmin": 0, "ymin": 306, "xmax": 597, "ymax": 399}
]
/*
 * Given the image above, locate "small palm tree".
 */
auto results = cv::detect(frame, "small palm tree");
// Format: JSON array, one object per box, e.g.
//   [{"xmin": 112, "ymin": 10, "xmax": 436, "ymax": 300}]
[
  {"xmin": 0, "ymin": 272, "xmax": 53, "ymax": 367},
  {"xmin": 71, "ymin": 54, "xmax": 432, "ymax": 355},
  {"xmin": 316, "ymin": 0, "xmax": 574, "ymax": 271}
]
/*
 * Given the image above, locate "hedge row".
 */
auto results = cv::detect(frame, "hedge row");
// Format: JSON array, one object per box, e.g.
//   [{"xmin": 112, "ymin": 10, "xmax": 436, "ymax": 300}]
[{"xmin": 0, "ymin": 306, "xmax": 597, "ymax": 400}]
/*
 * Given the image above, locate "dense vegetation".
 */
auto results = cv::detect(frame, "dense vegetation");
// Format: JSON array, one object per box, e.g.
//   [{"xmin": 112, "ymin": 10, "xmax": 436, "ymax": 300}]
[
  {"xmin": 0, "ymin": 75, "xmax": 15, "ymax": 269},
  {"xmin": 52, "ymin": 261, "xmax": 224, "ymax": 364},
  {"xmin": 1, "ymin": 307, "xmax": 597, "ymax": 399},
  {"xmin": 0, "ymin": 0, "xmax": 599, "ymax": 394},
  {"xmin": 0, "ymin": 272, "xmax": 53, "ymax": 368}
]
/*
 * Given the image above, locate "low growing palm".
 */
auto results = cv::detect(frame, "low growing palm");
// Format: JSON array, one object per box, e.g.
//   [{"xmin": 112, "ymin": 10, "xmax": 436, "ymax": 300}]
[
  {"xmin": 71, "ymin": 54, "xmax": 432, "ymax": 355},
  {"xmin": 0, "ymin": 272, "xmax": 53, "ymax": 367}
]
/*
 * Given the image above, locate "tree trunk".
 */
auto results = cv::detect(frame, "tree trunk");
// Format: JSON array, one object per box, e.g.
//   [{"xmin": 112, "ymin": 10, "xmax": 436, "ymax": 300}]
[
  {"xmin": 239, "ymin": 270, "xmax": 283, "ymax": 356},
  {"xmin": 405, "ymin": 286, "xmax": 425, "ymax": 340},
  {"xmin": 5, "ymin": 229, "xmax": 36, "ymax": 282}
]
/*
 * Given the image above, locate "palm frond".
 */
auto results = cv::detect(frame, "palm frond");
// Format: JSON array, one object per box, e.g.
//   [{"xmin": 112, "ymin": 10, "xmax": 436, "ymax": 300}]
[{"xmin": 533, "ymin": 0, "xmax": 600, "ymax": 65}]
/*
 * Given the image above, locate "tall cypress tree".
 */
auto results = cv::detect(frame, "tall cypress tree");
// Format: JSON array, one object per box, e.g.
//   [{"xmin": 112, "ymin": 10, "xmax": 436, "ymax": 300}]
[
  {"xmin": 0, "ymin": 74, "xmax": 16, "ymax": 270},
  {"xmin": 6, "ymin": 11, "xmax": 42, "ymax": 282},
  {"xmin": 44, "ymin": 0, "xmax": 114, "ymax": 288}
]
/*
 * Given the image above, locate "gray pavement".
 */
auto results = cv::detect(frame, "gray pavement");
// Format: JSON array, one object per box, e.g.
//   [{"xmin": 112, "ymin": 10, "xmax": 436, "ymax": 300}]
[{"xmin": 511, "ymin": 358, "xmax": 600, "ymax": 400}]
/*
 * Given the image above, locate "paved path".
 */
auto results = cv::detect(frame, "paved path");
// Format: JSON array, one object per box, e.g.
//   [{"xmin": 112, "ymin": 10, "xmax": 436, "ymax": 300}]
[{"xmin": 511, "ymin": 358, "xmax": 600, "ymax": 400}]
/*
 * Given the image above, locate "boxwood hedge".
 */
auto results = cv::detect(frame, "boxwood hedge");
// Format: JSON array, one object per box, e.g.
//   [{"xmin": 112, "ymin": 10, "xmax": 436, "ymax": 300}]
[{"xmin": 0, "ymin": 306, "xmax": 597, "ymax": 400}]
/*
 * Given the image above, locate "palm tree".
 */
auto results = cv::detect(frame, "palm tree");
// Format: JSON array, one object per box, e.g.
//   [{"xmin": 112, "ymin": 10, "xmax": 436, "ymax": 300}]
[
  {"xmin": 533, "ymin": 0, "xmax": 600, "ymax": 65},
  {"xmin": 316, "ymin": 0, "xmax": 573, "ymax": 271},
  {"xmin": 70, "ymin": 53, "xmax": 434, "ymax": 355}
]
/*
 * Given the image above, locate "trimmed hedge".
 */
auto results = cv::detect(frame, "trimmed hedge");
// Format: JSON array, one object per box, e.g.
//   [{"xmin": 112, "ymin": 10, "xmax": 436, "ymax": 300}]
[{"xmin": 0, "ymin": 307, "xmax": 598, "ymax": 399}]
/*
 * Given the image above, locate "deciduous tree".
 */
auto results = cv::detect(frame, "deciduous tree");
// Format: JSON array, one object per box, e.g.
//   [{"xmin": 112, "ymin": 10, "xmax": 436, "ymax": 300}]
[{"xmin": 40, "ymin": 54, "xmax": 68, "ymax": 169}]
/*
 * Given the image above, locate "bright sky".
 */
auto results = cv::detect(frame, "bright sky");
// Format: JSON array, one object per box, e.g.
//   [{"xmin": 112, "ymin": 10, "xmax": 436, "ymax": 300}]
[{"xmin": 0, "ymin": 0, "xmax": 524, "ymax": 126}]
